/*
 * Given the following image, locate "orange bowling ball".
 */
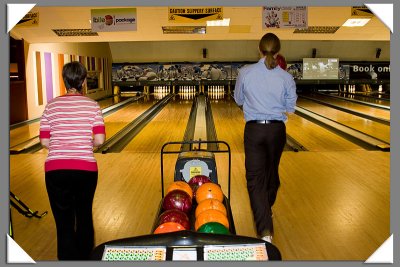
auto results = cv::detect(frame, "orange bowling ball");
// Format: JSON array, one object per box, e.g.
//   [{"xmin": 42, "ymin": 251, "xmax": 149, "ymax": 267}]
[
  {"xmin": 195, "ymin": 183, "xmax": 224, "ymax": 203},
  {"xmin": 166, "ymin": 181, "xmax": 193, "ymax": 199},
  {"xmin": 154, "ymin": 221, "xmax": 185, "ymax": 234},
  {"xmin": 195, "ymin": 209, "xmax": 229, "ymax": 231},
  {"xmin": 195, "ymin": 198, "xmax": 227, "ymax": 218}
]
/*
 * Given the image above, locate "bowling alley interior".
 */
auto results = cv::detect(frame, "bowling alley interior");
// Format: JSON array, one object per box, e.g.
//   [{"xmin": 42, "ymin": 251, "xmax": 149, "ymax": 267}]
[{"xmin": 9, "ymin": 5, "xmax": 391, "ymax": 261}]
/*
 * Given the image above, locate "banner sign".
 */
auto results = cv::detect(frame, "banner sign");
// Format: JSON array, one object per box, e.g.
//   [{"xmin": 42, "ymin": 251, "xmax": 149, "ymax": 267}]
[
  {"xmin": 346, "ymin": 63, "xmax": 390, "ymax": 80},
  {"xmin": 262, "ymin": 6, "xmax": 307, "ymax": 29},
  {"xmin": 351, "ymin": 6, "xmax": 373, "ymax": 16},
  {"xmin": 168, "ymin": 7, "xmax": 223, "ymax": 22},
  {"xmin": 16, "ymin": 11, "xmax": 39, "ymax": 27},
  {"xmin": 91, "ymin": 8, "xmax": 137, "ymax": 32}
]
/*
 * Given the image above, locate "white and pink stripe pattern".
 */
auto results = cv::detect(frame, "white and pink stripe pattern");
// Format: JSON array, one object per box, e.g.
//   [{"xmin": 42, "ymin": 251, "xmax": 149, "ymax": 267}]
[{"xmin": 39, "ymin": 95, "xmax": 105, "ymax": 172}]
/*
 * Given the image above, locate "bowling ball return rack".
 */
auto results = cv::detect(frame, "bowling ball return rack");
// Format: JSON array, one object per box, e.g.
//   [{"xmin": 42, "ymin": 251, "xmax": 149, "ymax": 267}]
[{"xmin": 90, "ymin": 140, "xmax": 282, "ymax": 261}]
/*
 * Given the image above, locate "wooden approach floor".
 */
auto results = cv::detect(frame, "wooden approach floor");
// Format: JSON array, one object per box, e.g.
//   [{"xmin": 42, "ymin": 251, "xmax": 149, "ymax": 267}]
[{"xmin": 10, "ymin": 149, "xmax": 390, "ymax": 261}]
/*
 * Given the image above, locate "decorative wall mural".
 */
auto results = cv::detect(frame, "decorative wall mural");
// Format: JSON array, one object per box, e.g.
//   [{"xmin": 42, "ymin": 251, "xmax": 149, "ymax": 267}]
[
  {"xmin": 112, "ymin": 62, "xmax": 250, "ymax": 82},
  {"xmin": 112, "ymin": 61, "xmax": 390, "ymax": 83}
]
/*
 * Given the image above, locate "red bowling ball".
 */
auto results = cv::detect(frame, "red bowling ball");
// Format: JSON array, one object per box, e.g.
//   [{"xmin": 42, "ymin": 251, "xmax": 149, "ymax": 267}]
[
  {"xmin": 158, "ymin": 209, "xmax": 190, "ymax": 230},
  {"xmin": 188, "ymin": 175, "xmax": 212, "ymax": 198},
  {"xmin": 162, "ymin": 189, "xmax": 192, "ymax": 214},
  {"xmin": 276, "ymin": 54, "xmax": 287, "ymax": 70}
]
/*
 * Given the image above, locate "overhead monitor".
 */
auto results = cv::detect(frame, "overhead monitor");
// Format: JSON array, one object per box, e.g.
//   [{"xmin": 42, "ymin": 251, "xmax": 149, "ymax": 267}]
[{"xmin": 302, "ymin": 58, "xmax": 339, "ymax": 79}]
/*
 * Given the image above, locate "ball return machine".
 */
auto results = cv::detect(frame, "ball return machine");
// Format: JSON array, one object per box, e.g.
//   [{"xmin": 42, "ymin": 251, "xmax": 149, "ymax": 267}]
[{"xmin": 91, "ymin": 140, "xmax": 281, "ymax": 261}]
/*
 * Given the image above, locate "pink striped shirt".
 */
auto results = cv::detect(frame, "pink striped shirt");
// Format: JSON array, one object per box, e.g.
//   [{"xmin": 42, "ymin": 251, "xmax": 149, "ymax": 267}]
[{"xmin": 39, "ymin": 94, "xmax": 105, "ymax": 172}]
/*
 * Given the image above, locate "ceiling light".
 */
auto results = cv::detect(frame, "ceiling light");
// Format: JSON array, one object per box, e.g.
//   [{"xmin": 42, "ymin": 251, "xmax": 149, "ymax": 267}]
[
  {"xmin": 342, "ymin": 18, "xmax": 371, "ymax": 27},
  {"xmin": 206, "ymin": 18, "xmax": 230, "ymax": 27},
  {"xmin": 293, "ymin": 26, "xmax": 340, "ymax": 34},
  {"xmin": 52, "ymin": 29, "xmax": 98, "ymax": 37},
  {"xmin": 162, "ymin": 26, "xmax": 206, "ymax": 34}
]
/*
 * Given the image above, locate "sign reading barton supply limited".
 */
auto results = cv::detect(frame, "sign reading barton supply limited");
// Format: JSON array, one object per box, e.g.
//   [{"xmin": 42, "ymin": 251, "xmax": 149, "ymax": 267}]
[
  {"xmin": 91, "ymin": 8, "xmax": 137, "ymax": 32},
  {"xmin": 168, "ymin": 7, "xmax": 223, "ymax": 22}
]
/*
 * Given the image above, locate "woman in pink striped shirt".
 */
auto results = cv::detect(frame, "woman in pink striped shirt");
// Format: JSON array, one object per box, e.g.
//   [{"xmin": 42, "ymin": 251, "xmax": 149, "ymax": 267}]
[{"xmin": 39, "ymin": 61, "xmax": 105, "ymax": 260}]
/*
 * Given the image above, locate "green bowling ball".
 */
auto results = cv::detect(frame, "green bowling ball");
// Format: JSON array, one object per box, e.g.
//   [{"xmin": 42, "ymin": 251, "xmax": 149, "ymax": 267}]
[{"xmin": 197, "ymin": 222, "xmax": 230, "ymax": 235}]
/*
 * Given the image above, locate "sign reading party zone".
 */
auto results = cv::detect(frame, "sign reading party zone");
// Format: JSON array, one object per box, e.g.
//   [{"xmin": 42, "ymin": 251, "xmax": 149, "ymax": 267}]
[
  {"xmin": 91, "ymin": 8, "xmax": 137, "ymax": 32},
  {"xmin": 262, "ymin": 6, "xmax": 307, "ymax": 29},
  {"xmin": 168, "ymin": 7, "xmax": 223, "ymax": 22}
]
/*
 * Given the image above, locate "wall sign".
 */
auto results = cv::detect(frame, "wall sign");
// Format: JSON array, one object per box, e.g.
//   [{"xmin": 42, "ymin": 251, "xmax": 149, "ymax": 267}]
[
  {"xmin": 347, "ymin": 63, "xmax": 390, "ymax": 80},
  {"xmin": 168, "ymin": 7, "xmax": 223, "ymax": 22},
  {"xmin": 262, "ymin": 6, "xmax": 307, "ymax": 29},
  {"xmin": 351, "ymin": 6, "xmax": 373, "ymax": 16},
  {"xmin": 16, "ymin": 11, "xmax": 39, "ymax": 27},
  {"xmin": 91, "ymin": 8, "xmax": 137, "ymax": 32}
]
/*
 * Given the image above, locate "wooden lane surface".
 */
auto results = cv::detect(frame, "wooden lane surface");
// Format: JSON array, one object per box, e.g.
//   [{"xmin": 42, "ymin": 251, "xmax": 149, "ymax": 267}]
[
  {"xmin": 211, "ymin": 96, "xmax": 364, "ymax": 152},
  {"xmin": 10, "ymin": 123, "xmax": 41, "ymax": 148},
  {"xmin": 296, "ymin": 98, "xmax": 390, "ymax": 143},
  {"xmin": 97, "ymin": 95, "xmax": 125, "ymax": 109},
  {"xmin": 209, "ymin": 96, "xmax": 246, "ymax": 153},
  {"xmin": 122, "ymin": 95, "xmax": 193, "ymax": 152},
  {"xmin": 275, "ymin": 150, "xmax": 390, "ymax": 260},
  {"xmin": 334, "ymin": 92, "xmax": 390, "ymax": 107},
  {"xmin": 102, "ymin": 96, "xmax": 154, "ymax": 141},
  {"xmin": 9, "ymin": 149, "xmax": 390, "ymax": 260},
  {"xmin": 306, "ymin": 93, "xmax": 390, "ymax": 120},
  {"xmin": 285, "ymin": 113, "xmax": 364, "ymax": 151},
  {"xmin": 9, "ymin": 96, "xmax": 127, "ymax": 148}
]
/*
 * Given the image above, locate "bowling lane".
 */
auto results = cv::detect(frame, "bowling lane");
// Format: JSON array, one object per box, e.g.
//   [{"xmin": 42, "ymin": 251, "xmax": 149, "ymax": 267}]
[
  {"xmin": 33, "ymin": 95, "xmax": 155, "ymax": 154},
  {"xmin": 302, "ymin": 92, "xmax": 390, "ymax": 120},
  {"xmin": 10, "ymin": 122, "xmax": 41, "ymax": 148},
  {"xmin": 102, "ymin": 95, "xmax": 155, "ymax": 140},
  {"xmin": 122, "ymin": 93, "xmax": 194, "ymax": 153},
  {"xmin": 9, "ymin": 95, "xmax": 131, "ymax": 148},
  {"xmin": 330, "ymin": 92, "xmax": 390, "ymax": 106},
  {"xmin": 97, "ymin": 95, "xmax": 130, "ymax": 109},
  {"xmin": 210, "ymin": 95, "xmax": 364, "ymax": 152},
  {"xmin": 285, "ymin": 113, "xmax": 364, "ymax": 151},
  {"xmin": 208, "ymin": 95, "xmax": 246, "ymax": 152},
  {"xmin": 296, "ymin": 98, "xmax": 390, "ymax": 143}
]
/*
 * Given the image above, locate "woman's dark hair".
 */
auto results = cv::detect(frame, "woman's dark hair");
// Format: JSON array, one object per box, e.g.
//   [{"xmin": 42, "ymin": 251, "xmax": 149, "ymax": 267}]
[
  {"xmin": 62, "ymin": 61, "xmax": 87, "ymax": 91},
  {"xmin": 258, "ymin": 33, "xmax": 281, "ymax": 70}
]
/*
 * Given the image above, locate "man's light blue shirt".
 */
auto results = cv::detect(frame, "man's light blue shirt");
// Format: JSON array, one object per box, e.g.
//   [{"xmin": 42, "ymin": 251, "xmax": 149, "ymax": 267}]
[{"xmin": 234, "ymin": 58, "xmax": 297, "ymax": 122}]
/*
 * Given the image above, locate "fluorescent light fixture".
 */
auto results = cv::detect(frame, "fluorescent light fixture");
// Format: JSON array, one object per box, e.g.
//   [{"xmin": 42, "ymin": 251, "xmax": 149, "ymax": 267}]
[
  {"xmin": 342, "ymin": 18, "xmax": 371, "ymax": 27},
  {"xmin": 162, "ymin": 26, "xmax": 206, "ymax": 34},
  {"xmin": 206, "ymin": 18, "xmax": 230, "ymax": 27}
]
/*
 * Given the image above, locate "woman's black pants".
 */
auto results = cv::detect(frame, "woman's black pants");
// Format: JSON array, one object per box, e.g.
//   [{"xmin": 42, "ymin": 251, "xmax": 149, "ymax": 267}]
[
  {"xmin": 244, "ymin": 121, "xmax": 286, "ymax": 237},
  {"xmin": 45, "ymin": 169, "xmax": 98, "ymax": 260}
]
